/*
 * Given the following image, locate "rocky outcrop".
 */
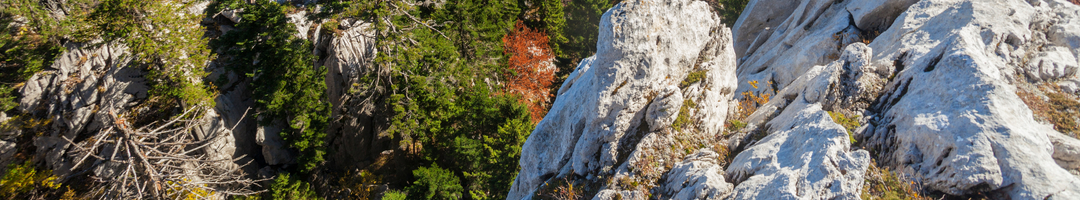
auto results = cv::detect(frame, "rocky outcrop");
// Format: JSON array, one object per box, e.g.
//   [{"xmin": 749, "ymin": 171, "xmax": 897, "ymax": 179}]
[
  {"xmin": 726, "ymin": 102, "xmax": 869, "ymax": 199},
  {"xmin": 18, "ymin": 42, "xmax": 144, "ymax": 176},
  {"xmin": 724, "ymin": 43, "xmax": 873, "ymax": 199},
  {"xmin": 733, "ymin": 0, "xmax": 1080, "ymax": 198},
  {"xmin": 322, "ymin": 20, "xmax": 395, "ymax": 170},
  {"xmin": 508, "ymin": 0, "xmax": 738, "ymax": 198}
]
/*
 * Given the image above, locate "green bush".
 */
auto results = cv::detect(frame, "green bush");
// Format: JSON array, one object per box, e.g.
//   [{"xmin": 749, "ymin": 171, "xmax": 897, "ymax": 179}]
[
  {"xmin": 383, "ymin": 190, "xmax": 408, "ymax": 200},
  {"xmin": 268, "ymin": 173, "xmax": 320, "ymax": 200},
  {"xmin": 0, "ymin": 6, "xmax": 64, "ymax": 113},
  {"xmin": 407, "ymin": 165, "xmax": 463, "ymax": 200},
  {"xmin": 0, "ymin": 161, "xmax": 61, "ymax": 199}
]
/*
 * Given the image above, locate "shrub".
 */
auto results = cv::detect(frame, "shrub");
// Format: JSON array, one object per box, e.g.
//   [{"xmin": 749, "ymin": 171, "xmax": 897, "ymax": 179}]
[
  {"xmin": 680, "ymin": 70, "xmax": 708, "ymax": 88},
  {"xmin": 736, "ymin": 80, "xmax": 773, "ymax": 120},
  {"xmin": 861, "ymin": 162, "xmax": 929, "ymax": 200},
  {"xmin": 407, "ymin": 165, "xmax": 463, "ymax": 200},
  {"xmin": 338, "ymin": 170, "xmax": 382, "ymax": 199},
  {"xmin": 383, "ymin": 190, "xmax": 408, "ymax": 200},
  {"xmin": 0, "ymin": 161, "xmax": 61, "ymax": 199},
  {"xmin": 827, "ymin": 111, "xmax": 860, "ymax": 144},
  {"xmin": 164, "ymin": 178, "xmax": 215, "ymax": 200},
  {"xmin": 672, "ymin": 99, "xmax": 698, "ymax": 132},
  {"xmin": 0, "ymin": 9, "xmax": 64, "ymax": 113},
  {"xmin": 503, "ymin": 20, "xmax": 557, "ymax": 123},
  {"xmin": 269, "ymin": 173, "xmax": 320, "ymax": 200}
]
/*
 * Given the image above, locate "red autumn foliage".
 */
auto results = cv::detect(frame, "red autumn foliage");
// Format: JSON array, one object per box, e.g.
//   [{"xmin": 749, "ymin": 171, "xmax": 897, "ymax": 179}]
[{"xmin": 503, "ymin": 20, "xmax": 557, "ymax": 123}]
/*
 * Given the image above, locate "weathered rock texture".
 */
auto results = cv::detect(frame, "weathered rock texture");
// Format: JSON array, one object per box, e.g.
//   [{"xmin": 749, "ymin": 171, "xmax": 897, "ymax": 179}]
[
  {"xmin": 19, "ymin": 42, "xmax": 145, "ymax": 176},
  {"xmin": 733, "ymin": 0, "xmax": 1080, "ymax": 198},
  {"xmin": 322, "ymin": 20, "xmax": 394, "ymax": 170},
  {"xmin": 508, "ymin": 0, "xmax": 738, "ymax": 198},
  {"xmin": 725, "ymin": 43, "xmax": 874, "ymax": 199}
]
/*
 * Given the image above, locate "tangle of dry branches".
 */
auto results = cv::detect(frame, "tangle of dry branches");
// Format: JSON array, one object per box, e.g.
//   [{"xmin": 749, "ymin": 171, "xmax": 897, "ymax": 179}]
[{"xmin": 63, "ymin": 107, "xmax": 264, "ymax": 199}]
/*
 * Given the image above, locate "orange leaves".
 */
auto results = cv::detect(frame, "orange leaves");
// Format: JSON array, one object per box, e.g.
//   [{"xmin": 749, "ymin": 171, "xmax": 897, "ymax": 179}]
[
  {"xmin": 503, "ymin": 20, "xmax": 557, "ymax": 123},
  {"xmin": 736, "ymin": 80, "xmax": 773, "ymax": 120}
]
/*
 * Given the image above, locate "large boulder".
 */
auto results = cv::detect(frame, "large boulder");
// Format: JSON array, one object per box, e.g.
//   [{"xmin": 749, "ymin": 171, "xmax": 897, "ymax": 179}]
[{"xmin": 507, "ymin": 0, "xmax": 739, "ymax": 198}]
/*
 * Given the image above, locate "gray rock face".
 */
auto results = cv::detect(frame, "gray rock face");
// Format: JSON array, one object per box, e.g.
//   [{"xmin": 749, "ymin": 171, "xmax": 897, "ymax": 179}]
[
  {"xmin": 256, "ymin": 118, "xmax": 294, "ymax": 165},
  {"xmin": 19, "ymin": 42, "xmax": 144, "ymax": 175},
  {"xmin": 508, "ymin": 0, "xmax": 738, "ymax": 198},
  {"xmin": 322, "ymin": 21, "xmax": 391, "ymax": 169},
  {"xmin": 734, "ymin": 0, "xmax": 1080, "ymax": 198},
  {"xmin": 0, "ymin": 140, "xmax": 16, "ymax": 173}
]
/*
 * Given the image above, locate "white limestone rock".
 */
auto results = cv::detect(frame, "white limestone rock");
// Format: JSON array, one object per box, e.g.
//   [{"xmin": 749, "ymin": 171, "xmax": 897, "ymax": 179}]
[
  {"xmin": 508, "ymin": 0, "xmax": 738, "ymax": 198},
  {"xmin": 735, "ymin": 0, "xmax": 1080, "ymax": 198},
  {"xmin": 726, "ymin": 103, "xmax": 870, "ymax": 200},
  {"xmin": 220, "ymin": 8, "xmax": 244, "ymax": 23},
  {"xmin": 732, "ymin": 0, "xmax": 1080, "ymax": 198},
  {"xmin": 18, "ymin": 42, "xmax": 144, "ymax": 175},
  {"xmin": 860, "ymin": 0, "xmax": 1080, "ymax": 198},
  {"xmin": 1048, "ymin": 131, "xmax": 1080, "ymax": 176},
  {"xmin": 1025, "ymin": 46, "xmax": 1078, "ymax": 81},
  {"xmin": 657, "ymin": 149, "xmax": 733, "ymax": 200},
  {"xmin": 645, "ymin": 86, "xmax": 684, "ymax": 132}
]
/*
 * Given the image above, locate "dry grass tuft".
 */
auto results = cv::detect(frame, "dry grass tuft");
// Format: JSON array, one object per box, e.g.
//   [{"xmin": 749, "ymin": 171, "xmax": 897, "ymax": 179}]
[
  {"xmin": 861, "ymin": 162, "xmax": 931, "ymax": 200},
  {"xmin": 1017, "ymin": 85, "xmax": 1080, "ymax": 138}
]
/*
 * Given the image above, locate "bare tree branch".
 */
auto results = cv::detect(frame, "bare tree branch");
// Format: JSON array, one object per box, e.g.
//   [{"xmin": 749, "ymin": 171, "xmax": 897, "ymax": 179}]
[{"xmin": 62, "ymin": 106, "xmax": 268, "ymax": 199}]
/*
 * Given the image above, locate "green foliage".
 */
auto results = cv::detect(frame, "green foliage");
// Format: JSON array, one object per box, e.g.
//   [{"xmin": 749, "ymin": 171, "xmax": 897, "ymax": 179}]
[
  {"xmin": 537, "ymin": 0, "xmax": 568, "ymax": 56},
  {"xmin": 88, "ymin": 0, "xmax": 217, "ymax": 107},
  {"xmin": 672, "ymin": 99, "xmax": 698, "ymax": 132},
  {"xmin": 407, "ymin": 165, "xmax": 463, "ymax": 200},
  {"xmin": 268, "ymin": 173, "xmax": 320, "ymax": 200},
  {"xmin": 0, "ymin": 161, "xmax": 61, "ymax": 199},
  {"xmin": 680, "ymin": 70, "xmax": 708, "ymax": 88},
  {"xmin": 216, "ymin": 0, "xmax": 330, "ymax": 172},
  {"xmin": 827, "ymin": 111, "xmax": 860, "ymax": 144},
  {"xmin": 384, "ymin": 190, "xmax": 408, "ymax": 200},
  {"xmin": 334, "ymin": 1, "xmax": 533, "ymax": 199},
  {"xmin": 434, "ymin": 0, "xmax": 520, "ymax": 60},
  {"xmin": 715, "ymin": 0, "xmax": 750, "ymax": 27},
  {"xmin": 726, "ymin": 119, "xmax": 746, "ymax": 133},
  {"xmin": 0, "ymin": 2, "xmax": 65, "ymax": 113},
  {"xmin": 560, "ymin": 0, "xmax": 614, "ymax": 64}
]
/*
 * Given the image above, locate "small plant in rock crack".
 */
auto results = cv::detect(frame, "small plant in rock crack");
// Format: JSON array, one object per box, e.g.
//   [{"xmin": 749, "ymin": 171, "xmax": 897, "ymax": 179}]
[
  {"xmin": 861, "ymin": 162, "xmax": 931, "ymax": 200},
  {"xmin": 735, "ymin": 80, "xmax": 774, "ymax": 120},
  {"xmin": 828, "ymin": 111, "xmax": 860, "ymax": 145}
]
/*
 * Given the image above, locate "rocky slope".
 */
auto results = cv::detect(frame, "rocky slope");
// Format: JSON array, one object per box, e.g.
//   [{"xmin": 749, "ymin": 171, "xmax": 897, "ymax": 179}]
[{"xmin": 511, "ymin": 0, "xmax": 1080, "ymax": 199}]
